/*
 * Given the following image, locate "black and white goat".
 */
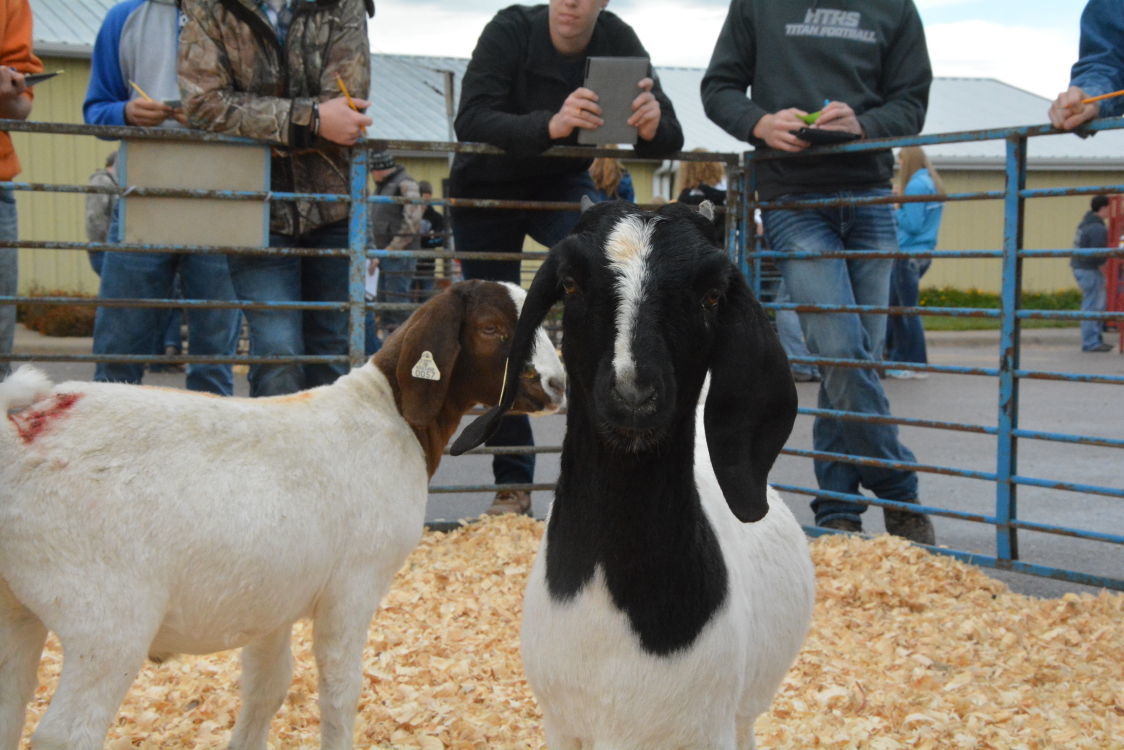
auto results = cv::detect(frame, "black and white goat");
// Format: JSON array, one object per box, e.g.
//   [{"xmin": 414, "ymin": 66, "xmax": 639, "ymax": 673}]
[
  {"xmin": 454, "ymin": 201, "xmax": 815, "ymax": 749},
  {"xmin": 0, "ymin": 280, "xmax": 565, "ymax": 750}
]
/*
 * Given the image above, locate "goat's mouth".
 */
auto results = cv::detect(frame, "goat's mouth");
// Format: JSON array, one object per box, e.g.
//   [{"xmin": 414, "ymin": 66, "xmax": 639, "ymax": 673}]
[
  {"xmin": 596, "ymin": 420, "xmax": 669, "ymax": 453},
  {"xmin": 509, "ymin": 379, "xmax": 565, "ymax": 416}
]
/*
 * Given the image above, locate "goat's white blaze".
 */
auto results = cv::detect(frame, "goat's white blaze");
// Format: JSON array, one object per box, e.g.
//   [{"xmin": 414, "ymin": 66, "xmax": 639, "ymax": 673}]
[{"xmin": 605, "ymin": 215, "xmax": 657, "ymax": 385}]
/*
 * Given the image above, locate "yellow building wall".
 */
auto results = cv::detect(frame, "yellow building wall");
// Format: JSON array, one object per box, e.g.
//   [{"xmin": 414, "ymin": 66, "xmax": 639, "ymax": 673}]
[{"xmin": 926, "ymin": 169, "xmax": 1124, "ymax": 293}]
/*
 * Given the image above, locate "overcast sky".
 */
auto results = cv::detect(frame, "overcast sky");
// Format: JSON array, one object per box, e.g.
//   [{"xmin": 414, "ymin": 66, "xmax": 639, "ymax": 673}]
[{"xmin": 369, "ymin": 0, "xmax": 1083, "ymax": 101}]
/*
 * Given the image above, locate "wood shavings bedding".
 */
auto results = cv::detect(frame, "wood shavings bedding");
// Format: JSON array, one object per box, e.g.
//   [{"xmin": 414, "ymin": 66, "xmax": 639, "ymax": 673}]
[{"xmin": 20, "ymin": 516, "xmax": 1123, "ymax": 749}]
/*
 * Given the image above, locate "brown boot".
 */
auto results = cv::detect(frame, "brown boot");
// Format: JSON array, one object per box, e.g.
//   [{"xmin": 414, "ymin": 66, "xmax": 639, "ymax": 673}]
[
  {"xmin": 486, "ymin": 489, "xmax": 532, "ymax": 516},
  {"xmin": 884, "ymin": 501, "xmax": 936, "ymax": 545}
]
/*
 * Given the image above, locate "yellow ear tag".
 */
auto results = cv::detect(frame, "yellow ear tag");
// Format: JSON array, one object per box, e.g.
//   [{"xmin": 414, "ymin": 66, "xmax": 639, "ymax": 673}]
[{"xmin": 411, "ymin": 351, "xmax": 441, "ymax": 381}]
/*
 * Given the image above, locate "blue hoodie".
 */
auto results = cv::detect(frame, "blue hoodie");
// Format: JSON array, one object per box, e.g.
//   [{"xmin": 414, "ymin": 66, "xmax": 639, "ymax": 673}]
[
  {"xmin": 896, "ymin": 168, "xmax": 942, "ymax": 252},
  {"xmin": 1069, "ymin": 0, "xmax": 1124, "ymax": 119},
  {"xmin": 83, "ymin": 0, "xmax": 183, "ymax": 128}
]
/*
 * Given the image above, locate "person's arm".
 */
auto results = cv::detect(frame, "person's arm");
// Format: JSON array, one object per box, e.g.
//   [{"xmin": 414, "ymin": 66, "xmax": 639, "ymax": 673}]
[
  {"xmin": 0, "ymin": 0, "xmax": 41, "ymax": 121},
  {"xmin": 850, "ymin": 1, "xmax": 931, "ymax": 139},
  {"xmin": 1049, "ymin": 0, "xmax": 1124, "ymax": 129},
  {"xmin": 701, "ymin": 0, "xmax": 768, "ymax": 145},
  {"xmin": 386, "ymin": 179, "xmax": 424, "ymax": 251},
  {"xmin": 454, "ymin": 13, "xmax": 556, "ymax": 155},
  {"xmin": 179, "ymin": 0, "xmax": 371, "ymax": 146}
]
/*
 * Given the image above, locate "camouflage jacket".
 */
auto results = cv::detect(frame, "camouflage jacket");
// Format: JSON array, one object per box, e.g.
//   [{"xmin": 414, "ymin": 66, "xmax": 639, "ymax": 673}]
[{"xmin": 179, "ymin": 0, "xmax": 374, "ymax": 237}]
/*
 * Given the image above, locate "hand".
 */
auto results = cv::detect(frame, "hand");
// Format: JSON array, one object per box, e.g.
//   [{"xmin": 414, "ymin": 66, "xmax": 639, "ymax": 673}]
[
  {"xmin": 1049, "ymin": 85, "xmax": 1099, "ymax": 131},
  {"xmin": 170, "ymin": 108, "xmax": 188, "ymax": 127},
  {"xmin": 548, "ymin": 87, "xmax": 603, "ymax": 140},
  {"xmin": 0, "ymin": 66, "xmax": 27, "ymax": 101},
  {"xmin": 317, "ymin": 96, "xmax": 373, "ymax": 146},
  {"xmin": 125, "ymin": 98, "xmax": 175, "ymax": 126},
  {"xmin": 815, "ymin": 100, "xmax": 863, "ymax": 135},
  {"xmin": 752, "ymin": 108, "xmax": 812, "ymax": 152},
  {"xmin": 627, "ymin": 77, "xmax": 662, "ymax": 141}
]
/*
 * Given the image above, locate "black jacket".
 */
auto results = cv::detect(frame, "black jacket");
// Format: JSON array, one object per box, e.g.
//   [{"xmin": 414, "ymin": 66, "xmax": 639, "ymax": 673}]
[
  {"xmin": 1072, "ymin": 210, "xmax": 1109, "ymax": 270},
  {"xmin": 450, "ymin": 4, "xmax": 683, "ymax": 194}
]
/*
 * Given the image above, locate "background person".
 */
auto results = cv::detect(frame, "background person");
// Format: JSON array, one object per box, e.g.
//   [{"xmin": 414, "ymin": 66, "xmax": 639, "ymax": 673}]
[
  {"xmin": 179, "ymin": 0, "xmax": 374, "ymax": 397},
  {"xmin": 588, "ymin": 149, "xmax": 634, "ymax": 202},
  {"xmin": 449, "ymin": 0, "xmax": 683, "ymax": 516},
  {"xmin": 1071, "ymin": 194, "xmax": 1113, "ymax": 352},
  {"xmin": 675, "ymin": 148, "xmax": 726, "ymax": 206},
  {"xmin": 0, "ymin": 0, "xmax": 41, "ymax": 381},
  {"xmin": 886, "ymin": 145, "xmax": 944, "ymax": 377},
  {"xmin": 84, "ymin": 149, "xmax": 118, "ymax": 276},
  {"xmin": 413, "ymin": 180, "xmax": 446, "ymax": 302},
  {"xmin": 368, "ymin": 151, "xmax": 423, "ymax": 335},
  {"xmin": 702, "ymin": 0, "xmax": 936, "ymax": 544}
]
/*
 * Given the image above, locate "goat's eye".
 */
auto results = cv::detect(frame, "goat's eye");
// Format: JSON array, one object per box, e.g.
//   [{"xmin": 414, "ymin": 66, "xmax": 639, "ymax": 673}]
[
  {"xmin": 561, "ymin": 276, "xmax": 578, "ymax": 295},
  {"xmin": 522, "ymin": 364, "xmax": 539, "ymax": 379},
  {"xmin": 481, "ymin": 324, "xmax": 506, "ymax": 341},
  {"xmin": 702, "ymin": 289, "xmax": 722, "ymax": 308}
]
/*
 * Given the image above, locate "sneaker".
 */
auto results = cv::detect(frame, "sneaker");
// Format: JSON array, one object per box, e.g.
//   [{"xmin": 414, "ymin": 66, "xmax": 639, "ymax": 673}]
[
  {"xmin": 1085, "ymin": 343, "xmax": 1113, "ymax": 353},
  {"xmin": 485, "ymin": 489, "xmax": 532, "ymax": 516},
  {"xmin": 884, "ymin": 502, "xmax": 936, "ymax": 545},
  {"xmin": 885, "ymin": 368, "xmax": 928, "ymax": 379},
  {"xmin": 819, "ymin": 517, "xmax": 862, "ymax": 533}
]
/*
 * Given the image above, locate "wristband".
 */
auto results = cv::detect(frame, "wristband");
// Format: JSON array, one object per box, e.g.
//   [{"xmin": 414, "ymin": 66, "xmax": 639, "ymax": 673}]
[{"xmin": 311, "ymin": 101, "xmax": 320, "ymax": 136}]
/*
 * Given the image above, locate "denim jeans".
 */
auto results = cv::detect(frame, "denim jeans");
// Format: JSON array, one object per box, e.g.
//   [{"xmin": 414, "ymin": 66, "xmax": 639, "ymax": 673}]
[
  {"xmin": 763, "ymin": 189, "xmax": 919, "ymax": 526},
  {"xmin": 886, "ymin": 256, "xmax": 931, "ymax": 364},
  {"xmin": 773, "ymin": 279, "xmax": 817, "ymax": 378},
  {"xmin": 0, "ymin": 189, "xmax": 17, "ymax": 380},
  {"xmin": 1073, "ymin": 267, "xmax": 1107, "ymax": 350},
  {"xmin": 93, "ymin": 251, "xmax": 241, "ymax": 395},
  {"xmin": 230, "ymin": 220, "xmax": 350, "ymax": 397},
  {"xmin": 453, "ymin": 171, "xmax": 596, "ymax": 485},
  {"xmin": 377, "ymin": 251, "xmax": 418, "ymax": 330}
]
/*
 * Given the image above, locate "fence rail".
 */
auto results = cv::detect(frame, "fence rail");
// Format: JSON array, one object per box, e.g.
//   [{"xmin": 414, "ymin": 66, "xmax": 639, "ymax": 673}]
[{"xmin": 2, "ymin": 118, "xmax": 1121, "ymax": 592}]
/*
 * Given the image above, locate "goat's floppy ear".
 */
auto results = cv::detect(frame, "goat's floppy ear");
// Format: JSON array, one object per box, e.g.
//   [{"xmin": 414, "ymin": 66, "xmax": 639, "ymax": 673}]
[
  {"xmin": 451, "ymin": 251, "xmax": 563, "ymax": 455},
  {"xmin": 396, "ymin": 288, "xmax": 463, "ymax": 426},
  {"xmin": 704, "ymin": 267, "xmax": 797, "ymax": 522}
]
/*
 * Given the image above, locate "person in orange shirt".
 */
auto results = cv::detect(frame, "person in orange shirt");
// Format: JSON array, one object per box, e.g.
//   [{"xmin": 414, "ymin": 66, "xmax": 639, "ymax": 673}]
[{"xmin": 0, "ymin": 0, "xmax": 42, "ymax": 379}]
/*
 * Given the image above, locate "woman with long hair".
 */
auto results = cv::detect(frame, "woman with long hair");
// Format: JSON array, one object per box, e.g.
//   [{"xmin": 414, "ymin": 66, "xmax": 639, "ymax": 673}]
[
  {"xmin": 676, "ymin": 148, "xmax": 727, "ymax": 205},
  {"xmin": 886, "ymin": 146, "xmax": 944, "ymax": 377},
  {"xmin": 589, "ymin": 149, "xmax": 635, "ymax": 202}
]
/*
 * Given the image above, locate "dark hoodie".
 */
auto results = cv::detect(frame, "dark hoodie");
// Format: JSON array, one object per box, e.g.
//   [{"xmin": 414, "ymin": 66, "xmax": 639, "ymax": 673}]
[
  {"xmin": 702, "ymin": 0, "xmax": 931, "ymax": 200},
  {"xmin": 1072, "ymin": 210, "xmax": 1109, "ymax": 269}
]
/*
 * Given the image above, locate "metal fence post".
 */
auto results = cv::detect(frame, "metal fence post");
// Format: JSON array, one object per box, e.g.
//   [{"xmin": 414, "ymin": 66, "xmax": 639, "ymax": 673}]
[
  {"xmin": 348, "ymin": 146, "xmax": 369, "ymax": 368},
  {"xmin": 995, "ymin": 135, "xmax": 1027, "ymax": 565}
]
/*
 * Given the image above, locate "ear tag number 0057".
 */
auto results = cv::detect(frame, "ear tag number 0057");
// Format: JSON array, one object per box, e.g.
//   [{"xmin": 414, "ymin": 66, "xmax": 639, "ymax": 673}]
[{"xmin": 411, "ymin": 351, "xmax": 441, "ymax": 381}]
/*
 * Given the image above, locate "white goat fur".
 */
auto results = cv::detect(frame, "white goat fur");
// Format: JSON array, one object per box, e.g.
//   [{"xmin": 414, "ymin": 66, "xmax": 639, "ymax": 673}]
[
  {"xmin": 0, "ymin": 284, "xmax": 564, "ymax": 750},
  {"xmin": 522, "ymin": 390, "xmax": 816, "ymax": 750}
]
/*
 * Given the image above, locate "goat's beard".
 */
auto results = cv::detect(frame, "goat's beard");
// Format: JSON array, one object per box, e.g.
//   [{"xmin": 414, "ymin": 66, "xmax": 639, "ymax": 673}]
[{"xmin": 594, "ymin": 420, "xmax": 672, "ymax": 455}]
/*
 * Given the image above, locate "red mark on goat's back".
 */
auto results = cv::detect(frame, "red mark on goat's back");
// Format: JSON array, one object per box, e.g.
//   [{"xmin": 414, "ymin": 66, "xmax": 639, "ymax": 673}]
[{"xmin": 8, "ymin": 392, "xmax": 83, "ymax": 444}]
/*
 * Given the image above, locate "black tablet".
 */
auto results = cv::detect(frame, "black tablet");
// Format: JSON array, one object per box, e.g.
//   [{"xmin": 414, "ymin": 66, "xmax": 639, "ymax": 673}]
[
  {"xmin": 790, "ymin": 127, "xmax": 861, "ymax": 145},
  {"xmin": 578, "ymin": 56, "xmax": 650, "ymax": 146}
]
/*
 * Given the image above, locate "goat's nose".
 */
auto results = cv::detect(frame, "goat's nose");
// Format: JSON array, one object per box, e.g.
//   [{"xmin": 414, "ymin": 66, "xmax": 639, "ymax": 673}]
[
  {"xmin": 547, "ymin": 376, "xmax": 566, "ymax": 399},
  {"xmin": 612, "ymin": 379, "xmax": 656, "ymax": 411}
]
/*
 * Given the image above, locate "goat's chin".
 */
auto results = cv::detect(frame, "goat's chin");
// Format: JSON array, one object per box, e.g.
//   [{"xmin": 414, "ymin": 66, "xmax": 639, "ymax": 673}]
[{"xmin": 595, "ymin": 421, "xmax": 670, "ymax": 454}]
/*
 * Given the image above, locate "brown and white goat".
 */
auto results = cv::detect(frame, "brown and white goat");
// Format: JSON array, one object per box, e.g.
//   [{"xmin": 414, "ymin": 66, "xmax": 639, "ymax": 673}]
[{"xmin": 0, "ymin": 279, "xmax": 564, "ymax": 750}]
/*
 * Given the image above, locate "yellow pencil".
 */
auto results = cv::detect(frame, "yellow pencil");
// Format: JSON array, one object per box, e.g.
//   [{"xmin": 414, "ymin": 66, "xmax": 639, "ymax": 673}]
[
  {"xmin": 128, "ymin": 80, "xmax": 154, "ymax": 101},
  {"xmin": 336, "ymin": 74, "xmax": 358, "ymax": 111},
  {"xmin": 1081, "ymin": 88, "xmax": 1124, "ymax": 105}
]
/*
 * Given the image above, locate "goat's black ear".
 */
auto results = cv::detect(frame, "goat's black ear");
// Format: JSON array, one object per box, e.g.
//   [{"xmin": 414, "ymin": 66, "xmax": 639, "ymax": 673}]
[
  {"xmin": 704, "ymin": 267, "xmax": 797, "ymax": 522},
  {"xmin": 580, "ymin": 194, "xmax": 595, "ymax": 213},
  {"xmin": 451, "ymin": 251, "xmax": 564, "ymax": 455}
]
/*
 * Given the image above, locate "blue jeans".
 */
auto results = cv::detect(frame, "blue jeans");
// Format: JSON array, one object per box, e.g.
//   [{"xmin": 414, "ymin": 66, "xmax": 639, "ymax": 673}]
[
  {"xmin": 773, "ymin": 279, "xmax": 817, "ymax": 378},
  {"xmin": 886, "ymin": 256, "xmax": 931, "ymax": 364},
  {"xmin": 1073, "ymin": 267, "xmax": 1106, "ymax": 350},
  {"xmin": 453, "ymin": 172, "xmax": 596, "ymax": 485},
  {"xmin": 0, "ymin": 189, "xmax": 17, "ymax": 380},
  {"xmin": 763, "ymin": 189, "xmax": 919, "ymax": 526},
  {"xmin": 377, "ymin": 251, "xmax": 418, "ymax": 330},
  {"xmin": 93, "ymin": 251, "xmax": 240, "ymax": 395},
  {"xmin": 231, "ymin": 220, "xmax": 350, "ymax": 397}
]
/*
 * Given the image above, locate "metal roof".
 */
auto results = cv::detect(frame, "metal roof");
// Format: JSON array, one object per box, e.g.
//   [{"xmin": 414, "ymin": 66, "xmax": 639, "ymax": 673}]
[{"xmin": 31, "ymin": 1, "xmax": 1124, "ymax": 167}]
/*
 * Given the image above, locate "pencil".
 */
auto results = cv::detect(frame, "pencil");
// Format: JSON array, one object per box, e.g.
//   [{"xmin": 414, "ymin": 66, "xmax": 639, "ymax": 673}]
[
  {"xmin": 336, "ymin": 74, "xmax": 358, "ymax": 111},
  {"xmin": 129, "ymin": 80, "xmax": 154, "ymax": 102},
  {"xmin": 1081, "ymin": 88, "xmax": 1124, "ymax": 105}
]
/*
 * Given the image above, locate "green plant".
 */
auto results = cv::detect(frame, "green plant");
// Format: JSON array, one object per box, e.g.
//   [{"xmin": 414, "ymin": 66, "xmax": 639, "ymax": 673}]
[
  {"xmin": 16, "ymin": 287, "xmax": 96, "ymax": 337},
  {"xmin": 918, "ymin": 286, "xmax": 1081, "ymax": 331}
]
